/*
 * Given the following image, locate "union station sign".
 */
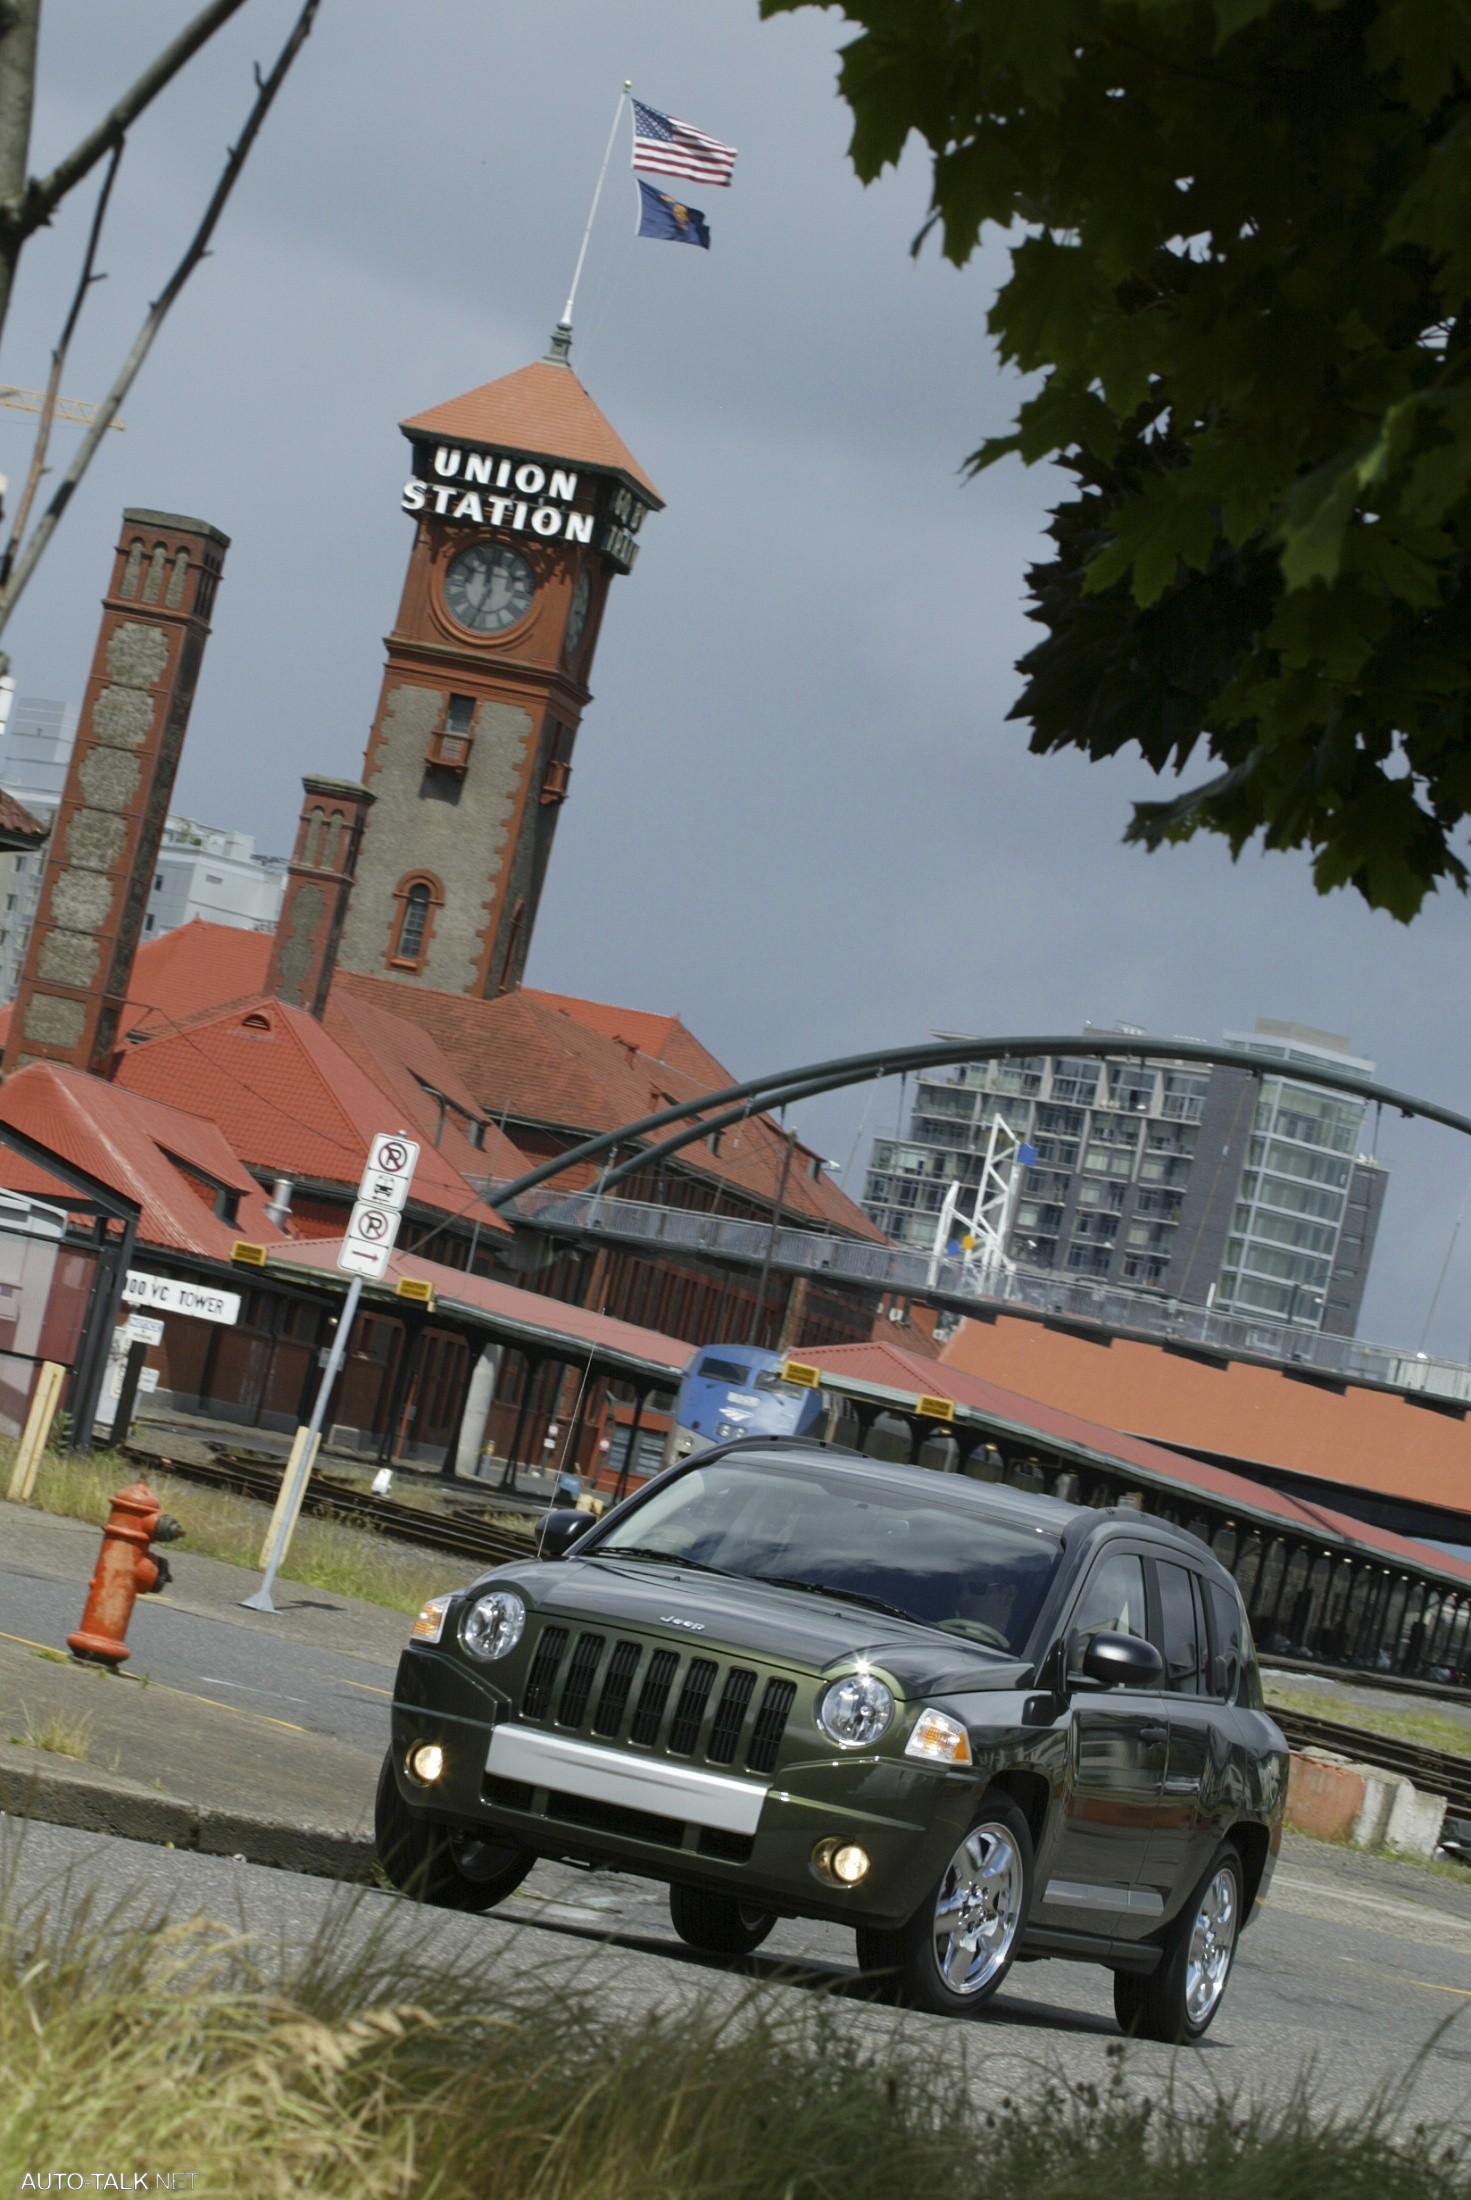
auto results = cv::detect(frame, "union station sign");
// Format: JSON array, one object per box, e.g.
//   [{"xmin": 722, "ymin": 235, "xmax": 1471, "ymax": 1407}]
[{"xmin": 401, "ymin": 439, "xmax": 646, "ymax": 569}]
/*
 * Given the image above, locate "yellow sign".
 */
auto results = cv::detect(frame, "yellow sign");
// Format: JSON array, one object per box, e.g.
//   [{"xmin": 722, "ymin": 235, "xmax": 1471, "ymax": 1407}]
[
  {"xmin": 916, "ymin": 1394, "xmax": 955, "ymax": 1422},
  {"xmin": 396, "ymin": 1276, "xmax": 435, "ymax": 1308},
  {"xmin": 783, "ymin": 1358, "xmax": 822, "ymax": 1389},
  {"xmin": 231, "ymin": 1241, "xmax": 269, "ymax": 1267}
]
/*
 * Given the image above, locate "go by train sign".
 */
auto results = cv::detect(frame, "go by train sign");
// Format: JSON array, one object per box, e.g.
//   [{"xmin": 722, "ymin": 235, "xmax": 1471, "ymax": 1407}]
[{"xmin": 401, "ymin": 440, "xmax": 648, "ymax": 571}]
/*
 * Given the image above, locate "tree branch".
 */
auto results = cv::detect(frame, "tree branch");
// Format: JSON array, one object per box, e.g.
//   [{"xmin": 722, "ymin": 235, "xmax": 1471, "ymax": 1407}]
[
  {"xmin": 0, "ymin": 136, "xmax": 123, "ymax": 585},
  {"xmin": 0, "ymin": 0, "xmax": 319, "ymax": 641},
  {"xmin": 14, "ymin": 0, "xmax": 251, "ymax": 240}
]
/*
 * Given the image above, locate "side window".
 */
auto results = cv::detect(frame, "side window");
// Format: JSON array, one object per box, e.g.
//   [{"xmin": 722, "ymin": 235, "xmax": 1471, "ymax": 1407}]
[
  {"xmin": 1071, "ymin": 1552, "xmax": 1149, "ymax": 1649},
  {"xmin": 1205, "ymin": 1578, "xmax": 1243, "ymax": 1701},
  {"xmin": 1156, "ymin": 1561, "xmax": 1204, "ymax": 1693}
]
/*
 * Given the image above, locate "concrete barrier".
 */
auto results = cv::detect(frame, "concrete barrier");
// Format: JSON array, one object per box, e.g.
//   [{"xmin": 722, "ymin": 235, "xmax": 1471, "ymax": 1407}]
[{"xmin": 1286, "ymin": 1748, "xmax": 1447, "ymax": 1861}]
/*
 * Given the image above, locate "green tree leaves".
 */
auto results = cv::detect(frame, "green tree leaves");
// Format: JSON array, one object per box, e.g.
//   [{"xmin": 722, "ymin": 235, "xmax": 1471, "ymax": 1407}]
[{"xmin": 764, "ymin": 0, "xmax": 1471, "ymax": 916}]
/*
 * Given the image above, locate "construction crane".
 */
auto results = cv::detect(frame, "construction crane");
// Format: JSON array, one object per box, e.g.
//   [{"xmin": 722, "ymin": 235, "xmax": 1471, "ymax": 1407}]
[{"xmin": 0, "ymin": 387, "xmax": 124, "ymax": 430}]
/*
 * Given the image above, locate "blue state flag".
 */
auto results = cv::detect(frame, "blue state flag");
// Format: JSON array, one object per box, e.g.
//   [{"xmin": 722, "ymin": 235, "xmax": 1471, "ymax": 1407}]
[{"xmin": 636, "ymin": 178, "xmax": 710, "ymax": 248}]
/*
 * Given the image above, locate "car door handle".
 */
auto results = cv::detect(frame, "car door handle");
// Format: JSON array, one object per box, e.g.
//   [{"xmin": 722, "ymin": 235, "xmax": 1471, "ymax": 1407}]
[{"xmin": 1138, "ymin": 1725, "xmax": 1168, "ymax": 1745}]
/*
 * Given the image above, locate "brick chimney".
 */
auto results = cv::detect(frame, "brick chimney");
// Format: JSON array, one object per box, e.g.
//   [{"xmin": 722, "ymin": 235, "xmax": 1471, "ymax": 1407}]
[
  {"xmin": 3, "ymin": 509, "xmax": 228, "ymax": 1078},
  {"xmin": 266, "ymin": 775, "xmax": 374, "ymax": 1017}
]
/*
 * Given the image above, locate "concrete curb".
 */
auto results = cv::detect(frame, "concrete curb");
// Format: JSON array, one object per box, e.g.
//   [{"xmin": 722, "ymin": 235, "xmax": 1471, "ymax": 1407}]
[{"xmin": 0, "ymin": 1752, "xmax": 377, "ymax": 1881}]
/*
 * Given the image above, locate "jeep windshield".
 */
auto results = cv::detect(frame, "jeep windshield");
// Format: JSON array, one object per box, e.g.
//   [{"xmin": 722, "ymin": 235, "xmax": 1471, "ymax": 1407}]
[{"xmin": 589, "ymin": 1456, "xmax": 1062, "ymax": 1654}]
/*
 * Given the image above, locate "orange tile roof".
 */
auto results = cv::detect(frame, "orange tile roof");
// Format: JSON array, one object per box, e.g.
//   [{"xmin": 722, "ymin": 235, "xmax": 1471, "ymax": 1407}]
[
  {"xmin": 113, "ymin": 993, "xmax": 512, "ymax": 1236},
  {"xmin": 401, "ymin": 360, "xmax": 662, "ymax": 504},
  {"xmin": 273, "ymin": 1237, "xmax": 692, "ymax": 1379},
  {"xmin": 0, "ymin": 1062, "xmax": 286, "ymax": 1258},
  {"xmin": 0, "ymin": 918, "xmax": 278, "ymax": 1057},
  {"xmin": 795, "ymin": 1337, "xmax": 1471, "ymax": 1587},
  {"xmin": 0, "ymin": 789, "xmax": 47, "ymax": 847},
  {"xmin": 332, "ymin": 972, "xmax": 883, "ymax": 1238},
  {"xmin": 938, "ymin": 1312, "xmax": 1471, "ymax": 1529}
]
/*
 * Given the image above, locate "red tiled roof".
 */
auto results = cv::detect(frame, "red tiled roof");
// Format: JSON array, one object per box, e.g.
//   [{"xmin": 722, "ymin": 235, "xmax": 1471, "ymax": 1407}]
[
  {"xmin": 0, "ymin": 1062, "xmax": 286, "ymax": 1258},
  {"xmin": 0, "ymin": 789, "xmax": 47, "ymax": 847},
  {"xmin": 938, "ymin": 1311, "xmax": 1471, "ymax": 1529},
  {"xmin": 332, "ymin": 972, "xmax": 883, "ymax": 1238},
  {"xmin": 273, "ymin": 1238, "xmax": 691, "ymax": 1379},
  {"xmin": 401, "ymin": 361, "xmax": 662, "ymax": 504},
  {"xmin": 794, "ymin": 1338, "xmax": 1471, "ymax": 1588},
  {"xmin": 527, "ymin": 989, "xmax": 683, "ymax": 1060},
  {"xmin": 0, "ymin": 918, "xmax": 277, "ymax": 1056},
  {"xmin": 112, "ymin": 994, "xmax": 512, "ymax": 1236}
]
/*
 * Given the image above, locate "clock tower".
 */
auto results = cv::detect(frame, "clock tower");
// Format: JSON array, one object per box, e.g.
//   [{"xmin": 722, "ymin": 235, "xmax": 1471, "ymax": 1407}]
[{"xmin": 335, "ymin": 338, "xmax": 661, "ymax": 998}]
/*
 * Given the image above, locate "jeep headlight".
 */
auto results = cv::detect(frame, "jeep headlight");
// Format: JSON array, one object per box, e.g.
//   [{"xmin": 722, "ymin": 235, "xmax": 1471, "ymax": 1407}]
[
  {"xmin": 817, "ymin": 1671, "xmax": 895, "ymax": 1749},
  {"xmin": 459, "ymin": 1588, "xmax": 526, "ymax": 1662}
]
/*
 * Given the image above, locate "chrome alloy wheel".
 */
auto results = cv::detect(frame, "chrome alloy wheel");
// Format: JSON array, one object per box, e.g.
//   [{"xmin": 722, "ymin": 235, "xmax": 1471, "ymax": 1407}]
[
  {"xmin": 1184, "ymin": 1864, "xmax": 1239, "ymax": 2025},
  {"xmin": 930, "ymin": 1821, "xmax": 1027, "ymax": 1997}
]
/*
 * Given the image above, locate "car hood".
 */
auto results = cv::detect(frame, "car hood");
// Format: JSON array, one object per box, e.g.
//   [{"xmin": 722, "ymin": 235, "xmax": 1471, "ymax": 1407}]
[{"xmin": 473, "ymin": 1555, "xmax": 1031, "ymax": 1698}]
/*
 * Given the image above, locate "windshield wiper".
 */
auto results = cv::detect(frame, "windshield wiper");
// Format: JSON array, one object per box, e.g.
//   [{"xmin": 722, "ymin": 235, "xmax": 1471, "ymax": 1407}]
[
  {"xmin": 752, "ymin": 1574, "xmax": 917, "ymax": 1625},
  {"xmin": 594, "ymin": 1545, "xmax": 735, "ymax": 1577}
]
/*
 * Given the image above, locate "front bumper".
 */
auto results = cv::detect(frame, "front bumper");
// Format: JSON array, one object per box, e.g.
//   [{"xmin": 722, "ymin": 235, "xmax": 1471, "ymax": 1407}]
[{"xmin": 390, "ymin": 1654, "xmax": 977, "ymax": 1927}]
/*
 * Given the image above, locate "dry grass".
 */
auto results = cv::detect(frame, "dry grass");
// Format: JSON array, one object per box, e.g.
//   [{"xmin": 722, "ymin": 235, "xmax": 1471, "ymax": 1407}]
[
  {"xmin": 1, "ymin": 1866, "xmax": 1468, "ymax": 2200},
  {"xmin": 6, "ymin": 1705, "xmax": 92, "ymax": 1760},
  {"xmin": 7, "ymin": 1442, "xmax": 458, "ymax": 1615}
]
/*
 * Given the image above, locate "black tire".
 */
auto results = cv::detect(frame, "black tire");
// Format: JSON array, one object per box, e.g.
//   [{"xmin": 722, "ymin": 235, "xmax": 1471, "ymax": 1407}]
[
  {"xmin": 1113, "ymin": 1843, "xmax": 1244, "ymax": 2043},
  {"xmin": 374, "ymin": 1749, "xmax": 534, "ymax": 1913},
  {"xmin": 668, "ymin": 1883, "xmax": 777, "ymax": 1955},
  {"xmin": 855, "ymin": 1793, "xmax": 1033, "ymax": 2017}
]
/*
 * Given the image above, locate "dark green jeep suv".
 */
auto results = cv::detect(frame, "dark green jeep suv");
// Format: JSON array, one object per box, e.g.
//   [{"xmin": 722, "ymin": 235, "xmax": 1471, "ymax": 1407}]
[{"xmin": 378, "ymin": 1439, "xmax": 1287, "ymax": 2039}]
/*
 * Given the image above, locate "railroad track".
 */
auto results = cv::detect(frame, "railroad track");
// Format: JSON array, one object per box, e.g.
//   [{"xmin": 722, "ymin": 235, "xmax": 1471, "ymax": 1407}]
[
  {"xmin": 123, "ymin": 1443, "xmax": 536, "ymax": 1570},
  {"xmin": 1273, "ymin": 1705, "xmax": 1471, "ymax": 1822}
]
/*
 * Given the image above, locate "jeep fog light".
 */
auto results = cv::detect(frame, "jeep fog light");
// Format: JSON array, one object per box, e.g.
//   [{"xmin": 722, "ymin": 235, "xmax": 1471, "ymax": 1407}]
[
  {"xmin": 904, "ymin": 1706, "xmax": 973, "ymax": 1766},
  {"xmin": 813, "ymin": 1837, "xmax": 871, "ymax": 1886},
  {"xmin": 411, "ymin": 1594, "xmax": 451, "ymax": 1644},
  {"xmin": 408, "ymin": 1742, "xmax": 445, "ymax": 1784}
]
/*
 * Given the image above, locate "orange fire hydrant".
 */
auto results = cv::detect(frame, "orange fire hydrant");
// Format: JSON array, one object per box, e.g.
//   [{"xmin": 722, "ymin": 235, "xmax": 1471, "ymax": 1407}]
[{"xmin": 68, "ymin": 1481, "xmax": 183, "ymax": 1666}]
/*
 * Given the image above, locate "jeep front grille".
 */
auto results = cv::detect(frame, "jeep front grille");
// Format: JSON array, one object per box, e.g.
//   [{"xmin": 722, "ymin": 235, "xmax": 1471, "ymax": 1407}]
[
  {"xmin": 516, "ymin": 1625, "xmax": 796, "ymax": 1775},
  {"xmin": 707, "ymin": 1667, "xmax": 756, "ymax": 1764},
  {"xmin": 521, "ymin": 1627, "xmax": 567, "ymax": 1719},
  {"xmin": 592, "ymin": 1639, "xmax": 641, "ymax": 1736},
  {"xmin": 747, "ymin": 1679, "xmax": 797, "ymax": 1774},
  {"xmin": 629, "ymin": 1648, "xmax": 678, "ymax": 1744},
  {"xmin": 557, "ymin": 1632, "xmax": 604, "ymax": 1727}
]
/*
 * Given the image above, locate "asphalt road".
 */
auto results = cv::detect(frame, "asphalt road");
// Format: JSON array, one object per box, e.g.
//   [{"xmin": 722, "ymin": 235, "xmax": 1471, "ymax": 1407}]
[
  {"xmin": 6, "ymin": 1817, "xmax": 1471, "ymax": 2128},
  {"xmin": 1, "ymin": 1553, "xmax": 399, "ymax": 1755}
]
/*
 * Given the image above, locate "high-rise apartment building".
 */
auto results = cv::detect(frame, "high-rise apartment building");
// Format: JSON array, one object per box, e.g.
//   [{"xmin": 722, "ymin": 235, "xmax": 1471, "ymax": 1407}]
[{"xmin": 863, "ymin": 1020, "xmax": 1388, "ymax": 1336}]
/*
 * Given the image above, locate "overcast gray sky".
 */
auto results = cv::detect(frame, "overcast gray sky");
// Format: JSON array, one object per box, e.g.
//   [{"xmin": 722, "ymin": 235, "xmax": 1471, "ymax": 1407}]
[{"xmin": 6, "ymin": 0, "xmax": 1470, "ymax": 1356}]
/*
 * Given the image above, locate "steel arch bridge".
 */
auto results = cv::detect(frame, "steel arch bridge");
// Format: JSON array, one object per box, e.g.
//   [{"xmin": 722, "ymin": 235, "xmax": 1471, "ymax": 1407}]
[{"xmin": 487, "ymin": 1032, "xmax": 1471, "ymax": 1212}]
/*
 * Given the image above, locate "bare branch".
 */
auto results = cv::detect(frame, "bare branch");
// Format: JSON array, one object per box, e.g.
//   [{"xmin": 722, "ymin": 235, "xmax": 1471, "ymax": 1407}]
[
  {"xmin": 0, "ymin": 0, "xmax": 319, "ymax": 640},
  {"xmin": 0, "ymin": 137, "xmax": 124, "ymax": 584},
  {"xmin": 16, "ymin": 0, "xmax": 252, "ymax": 240}
]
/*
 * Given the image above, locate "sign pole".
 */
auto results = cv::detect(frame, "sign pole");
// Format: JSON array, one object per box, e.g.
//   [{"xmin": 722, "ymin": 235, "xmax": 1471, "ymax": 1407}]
[{"xmin": 243, "ymin": 1271, "xmax": 362, "ymax": 1614}]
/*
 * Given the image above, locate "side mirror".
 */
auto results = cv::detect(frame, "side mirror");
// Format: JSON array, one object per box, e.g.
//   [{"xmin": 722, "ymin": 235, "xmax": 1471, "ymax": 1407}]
[
  {"xmin": 538, "ymin": 1507, "xmax": 597, "ymax": 1560},
  {"xmin": 1078, "ymin": 1631, "xmax": 1165, "ymax": 1690}
]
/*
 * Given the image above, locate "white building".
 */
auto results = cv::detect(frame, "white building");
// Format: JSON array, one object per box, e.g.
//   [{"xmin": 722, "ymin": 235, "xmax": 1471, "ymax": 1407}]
[{"xmin": 0, "ymin": 694, "xmax": 286, "ymax": 1003}]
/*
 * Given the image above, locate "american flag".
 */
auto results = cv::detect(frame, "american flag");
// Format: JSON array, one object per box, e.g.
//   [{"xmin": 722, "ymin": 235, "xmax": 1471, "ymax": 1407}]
[{"xmin": 631, "ymin": 99, "xmax": 737, "ymax": 188}]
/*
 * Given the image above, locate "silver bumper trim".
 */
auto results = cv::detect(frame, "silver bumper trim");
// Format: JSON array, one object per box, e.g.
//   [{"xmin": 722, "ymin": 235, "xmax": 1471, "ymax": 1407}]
[
  {"xmin": 486, "ymin": 1726, "xmax": 768, "ymax": 1836},
  {"xmin": 1043, "ymin": 1879, "xmax": 1165, "ymax": 1916}
]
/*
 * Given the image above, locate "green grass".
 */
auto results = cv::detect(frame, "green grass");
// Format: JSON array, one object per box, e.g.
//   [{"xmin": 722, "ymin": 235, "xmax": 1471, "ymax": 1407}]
[
  {"xmin": 1266, "ymin": 1682, "xmax": 1471, "ymax": 1762},
  {"xmin": 5, "ymin": 1442, "xmax": 461, "ymax": 1615},
  {"xmin": 6, "ymin": 1705, "xmax": 93, "ymax": 1760},
  {"xmin": 2, "ymin": 1867, "xmax": 1468, "ymax": 2200}
]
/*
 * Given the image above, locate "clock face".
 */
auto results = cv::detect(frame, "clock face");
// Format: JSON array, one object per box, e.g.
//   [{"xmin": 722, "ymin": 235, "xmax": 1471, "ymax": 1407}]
[
  {"xmin": 443, "ymin": 542, "xmax": 535, "ymax": 634},
  {"xmin": 565, "ymin": 567, "xmax": 592, "ymax": 660}
]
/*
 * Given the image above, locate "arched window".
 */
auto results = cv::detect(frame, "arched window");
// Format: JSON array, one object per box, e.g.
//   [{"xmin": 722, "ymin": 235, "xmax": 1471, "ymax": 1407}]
[
  {"xmin": 142, "ymin": 544, "xmax": 167, "ymax": 603},
  {"xmin": 121, "ymin": 541, "xmax": 144, "ymax": 598},
  {"xmin": 398, "ymin": 884, "xmax": 431, "ymax": 962},
  {"xmin": 166, "ymin": 548, "xmax": 191, "ymax": 608},
  {"xmin": 389, "ymin": 873, "xmax": 442, "ymax": 971},
  {"xmin": 301, "ymin": 806, "xmax": 326, "ymax": 866}
]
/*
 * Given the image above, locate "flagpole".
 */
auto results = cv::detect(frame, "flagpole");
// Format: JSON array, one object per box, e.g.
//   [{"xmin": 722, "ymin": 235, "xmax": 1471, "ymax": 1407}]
[{"xmin": 551, "ymin": 80, "xmax": 631, "ymax": 357}]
